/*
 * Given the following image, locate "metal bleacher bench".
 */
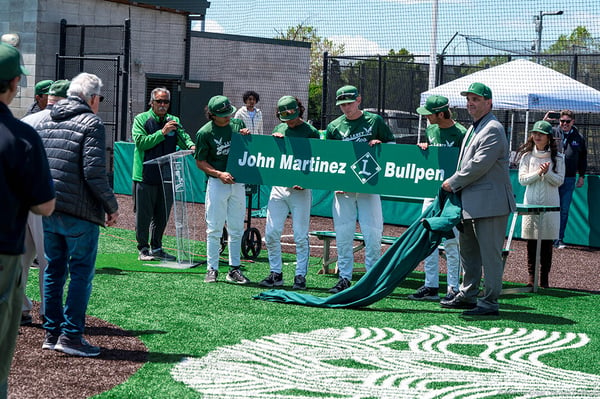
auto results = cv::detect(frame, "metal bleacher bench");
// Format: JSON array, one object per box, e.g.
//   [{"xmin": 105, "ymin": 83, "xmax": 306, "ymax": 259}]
[{"xmin": 309, "ymin": 231, "xmax": 398, "ymax": 275}]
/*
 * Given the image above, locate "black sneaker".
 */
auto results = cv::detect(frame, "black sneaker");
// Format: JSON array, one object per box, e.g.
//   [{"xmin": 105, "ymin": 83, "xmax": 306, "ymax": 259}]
[
  {"xmin": 259, "ymin": 272, "xmax": 284, "ymax": 287},
  {"xmin": 226, "ymin": 268, "xmax": 250, "ymax": 284},
  {"xmin": 407, "ymin": 286, "xmax": 440, "ymax": 301},
  {"xmin": 54, "ymin": 334, "xmax": 100, "ymax": 357},
  {"xmin": 42, "ymin": 332, "xmax": 59, "ymax": 350},
  {"xmin": 20, "ymin": 313, "xmax": 33, "ymax": 326},
  {"xmin": 151, "ymin": 248, "xmax": 177, "ymax": 261},
  {"xmin": 328, "ymin": 277, "xmax": 351, "ymax": 294},
  {"xmin": 442, "ymin": 290, "xmax": 458, "ymax": 302},
  {"xmin": 292, "ymin": 275, "xmax": 307, "ymax": 290},
  {"xmin": 138, "ymin": 247, "xmax": 155, "ymax": 261},
  {"xmin": 204, "ymin": 269, "xmax": 218, "ymax": 283},
  {"xmin": 440, "ymin": 291, "xmax": 477, "ymax": 309}
]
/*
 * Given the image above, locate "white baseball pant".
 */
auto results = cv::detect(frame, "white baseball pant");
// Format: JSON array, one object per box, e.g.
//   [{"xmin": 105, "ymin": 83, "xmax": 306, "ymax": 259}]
[
  {"xmin": 265, "ymin": 186, "xmax": 312, "ymax": 276},
  {"xmin": 332, "ymin": 192, "xmax": 383, "ymax": 280},
  {"xmin": 205, "ymin": 178, "xmax": 246, "ymax": 271}
]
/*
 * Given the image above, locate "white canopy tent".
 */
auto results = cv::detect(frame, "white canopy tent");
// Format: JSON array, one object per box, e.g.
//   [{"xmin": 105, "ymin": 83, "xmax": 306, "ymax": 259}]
[{"xmin": 419, "ymin": 59, "xmax": 600, "ymax": 148}]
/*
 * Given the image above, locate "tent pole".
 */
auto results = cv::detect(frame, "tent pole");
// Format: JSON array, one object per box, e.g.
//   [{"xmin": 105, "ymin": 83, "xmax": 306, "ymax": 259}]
[
  {"xmin": 509, "ymin": 112, "xmax": 514, "ymax": 153},
  {"xmin": 524, "ymin": 111, "xmax": 530, "ymax": 144}
]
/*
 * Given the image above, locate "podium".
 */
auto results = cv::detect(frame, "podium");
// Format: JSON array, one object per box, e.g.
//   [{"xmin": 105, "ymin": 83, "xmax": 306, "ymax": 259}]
[{"xmin": 143, "ymin": 150, "xmax": 200, "ymax": 268}]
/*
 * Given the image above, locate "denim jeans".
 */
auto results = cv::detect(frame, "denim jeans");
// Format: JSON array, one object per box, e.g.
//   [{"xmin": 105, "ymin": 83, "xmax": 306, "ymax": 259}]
[
  {"xmin": 558, "ymin": 176, "xmax": 576, "ymax": 241},
  {"xmin": 43, "ymin": 212, "xmax": 99, "ymax": 338}
]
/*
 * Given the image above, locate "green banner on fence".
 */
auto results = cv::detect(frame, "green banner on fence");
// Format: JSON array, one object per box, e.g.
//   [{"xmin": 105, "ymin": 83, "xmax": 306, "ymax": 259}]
[{"xmin": 227, "ymin": 135, "xmax": 459, "ymax": 198}]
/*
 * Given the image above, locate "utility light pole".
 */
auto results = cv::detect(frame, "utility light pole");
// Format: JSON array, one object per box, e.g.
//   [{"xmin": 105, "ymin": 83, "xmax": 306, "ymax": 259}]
[{"xmin": 535, "ymin": 10, "xmax": 564, "ymax": 63}]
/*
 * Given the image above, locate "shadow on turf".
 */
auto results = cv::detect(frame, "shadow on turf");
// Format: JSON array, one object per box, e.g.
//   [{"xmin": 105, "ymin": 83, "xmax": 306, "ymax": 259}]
[{"xmin": 86, "ymin": 325, "xmax": 168, "ymax": 337}]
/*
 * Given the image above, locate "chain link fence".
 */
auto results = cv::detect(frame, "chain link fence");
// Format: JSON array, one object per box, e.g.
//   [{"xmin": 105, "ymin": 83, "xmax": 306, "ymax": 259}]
[{"xmin": 322, "ymin": 54, "xmax": 600, "ymax": 174}]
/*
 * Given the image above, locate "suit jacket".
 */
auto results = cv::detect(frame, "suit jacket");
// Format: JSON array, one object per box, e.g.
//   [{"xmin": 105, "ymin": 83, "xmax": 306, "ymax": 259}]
[{"xmin": 446, "ymin": 112, "xmax": 516, "ymax": 220}]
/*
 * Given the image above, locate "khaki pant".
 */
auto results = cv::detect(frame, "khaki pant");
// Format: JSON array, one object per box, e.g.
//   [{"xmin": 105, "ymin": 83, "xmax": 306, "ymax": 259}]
[{"xmin": 0, "ymin": 253, "xmax": 24, "ymax": 398}]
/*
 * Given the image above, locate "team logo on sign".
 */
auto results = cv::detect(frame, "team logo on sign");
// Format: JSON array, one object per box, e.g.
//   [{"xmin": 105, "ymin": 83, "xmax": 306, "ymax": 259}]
[{"xmin": 351, "ymin": 152, "xmax": 381, "ymax": 184}]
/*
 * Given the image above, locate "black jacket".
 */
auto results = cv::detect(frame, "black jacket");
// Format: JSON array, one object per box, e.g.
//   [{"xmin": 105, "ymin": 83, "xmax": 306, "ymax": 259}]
[
  {"xmin": 38, "ymin": 96, "xmax": 118, "ymax": 226},
  {"xmin": 553, "ymin": 126, "xmax": 587, "ymax": 178}
]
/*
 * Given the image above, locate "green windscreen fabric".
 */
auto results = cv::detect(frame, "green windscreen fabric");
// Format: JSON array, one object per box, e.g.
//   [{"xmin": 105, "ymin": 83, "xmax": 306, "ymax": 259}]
[{"xmin": 254, "ymin": 189, "xmax": 462, "ymax": 308}]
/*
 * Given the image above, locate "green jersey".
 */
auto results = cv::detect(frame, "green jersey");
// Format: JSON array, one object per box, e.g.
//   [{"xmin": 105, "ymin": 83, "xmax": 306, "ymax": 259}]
[
  {"xmin": 423, "ymin": 122, "xmax": 467, "ymax": 148},
  {"xmin": 326, "ymin": 111, "xmax": 395, "ymax": 143},
  {"xmin": 194, "ymin": 118, "xmax": 246, "ymax": 174},
  {"xmin": 272, "ymin": 121, "xmax": 320, "ymax": 139}
]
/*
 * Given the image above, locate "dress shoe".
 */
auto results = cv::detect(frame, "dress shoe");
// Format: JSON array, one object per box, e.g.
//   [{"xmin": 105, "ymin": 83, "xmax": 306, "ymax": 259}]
[
  {"xmin": 440, "ymin": 292, "xmax": 477, "ymax": 309},
  {"xmin": 462, "ymin": 306, "xmax": 499, "ymax": 316}
]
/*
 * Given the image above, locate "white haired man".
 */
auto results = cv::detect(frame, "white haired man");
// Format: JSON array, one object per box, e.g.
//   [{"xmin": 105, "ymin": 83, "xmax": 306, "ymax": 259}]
[{"xmin": 38, "ymin": 72, "xmax": 119, "ymax": 357}]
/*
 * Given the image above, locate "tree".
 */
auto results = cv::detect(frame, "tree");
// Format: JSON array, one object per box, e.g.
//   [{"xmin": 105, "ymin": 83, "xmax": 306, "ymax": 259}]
[
  {"xmin": 274, "ymin": 24, "xmax": 345, "ymax": 126},
  {"xmin": 544, "ymin": 26, "xmax": 599, "ymax": 78},
  {"xmin": 545, "ymin": 26, "xmax": 598, "ymax": 55},
  {"xmin": 274, "ymin": 24, "xmax": 345, "ymax": 84}
]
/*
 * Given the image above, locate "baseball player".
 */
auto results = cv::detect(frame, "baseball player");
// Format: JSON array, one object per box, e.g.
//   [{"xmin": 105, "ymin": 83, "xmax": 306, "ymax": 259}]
[
  {"xmin": 408, "ymin": 95, "xmax": 466, "ymax": 302},
  {"xmin": 260, "ymin": 96, "xmax": 320, "ymax": 290},
  {"xmin": 194, "ymin": 95, "xmax": 251, "ymax": 284},
  {"xmin": 325, "ymin": 85, "xmax": 395, "ymax": 293}
]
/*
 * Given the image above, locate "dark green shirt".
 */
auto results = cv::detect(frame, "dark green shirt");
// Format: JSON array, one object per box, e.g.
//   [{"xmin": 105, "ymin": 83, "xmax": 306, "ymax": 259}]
[
  {"xmin": 194, "ymin": 118, "xmax": 246, "ymax": 174},
  {"xmin": 272, "ymin": 121, "xmax": 320, "ymax": 139},
  {"xmin": 326, "ymin": 111, "xmax": 395, "ymax": 143}
]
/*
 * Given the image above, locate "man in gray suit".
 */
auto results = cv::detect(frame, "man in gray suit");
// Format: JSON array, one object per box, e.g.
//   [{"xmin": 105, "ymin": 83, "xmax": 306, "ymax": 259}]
[{"xmin": 440, "ymin": 82, "xmax": 516, "ymax": 316}]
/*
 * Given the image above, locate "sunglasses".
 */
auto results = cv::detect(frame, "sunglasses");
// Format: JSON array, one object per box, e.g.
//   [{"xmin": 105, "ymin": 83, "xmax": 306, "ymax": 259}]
[
  {"xmin": 154, "ymin": 99, "xmax": 170, "ymax": 105},
  {"xmin": 278, "ymin": 108, "xmax": 297, "ymax": 117},
  {"xmin": 214, "ymin": 104, "xmax": 233, "ymax": 114},
  {"xmin": 560, "ymin": 119, "xmax": 572, "ymax": 124},
  {"xmin": 93, "ymin": 94, "xmax": 104, "ymax": 102}
]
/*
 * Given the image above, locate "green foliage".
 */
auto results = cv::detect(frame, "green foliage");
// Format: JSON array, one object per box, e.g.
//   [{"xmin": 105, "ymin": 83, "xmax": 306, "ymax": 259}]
[
  {"xmin": 546, "ymin": 26, "xmax": 599, "ymax": 54},
  {"xmin": 477, "ymin": 56, "xmax": 510, "ymax": 68},
  {"xmin": 308, "ymin": 82, "xmax": 322, "ymax": 126},
  {"xmin": 274, "ymin": 24, "xmax": 345, "ymax": 85},
  {"xmin": 543, "ymin": 26, "xmax": 599, "ymax": 75}
]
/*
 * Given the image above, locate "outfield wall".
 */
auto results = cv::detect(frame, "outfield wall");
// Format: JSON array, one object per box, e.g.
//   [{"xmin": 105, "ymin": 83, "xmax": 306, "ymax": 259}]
[{"xmin": 114, "ymin": 142, "xmax": 599, "ymax": 248}]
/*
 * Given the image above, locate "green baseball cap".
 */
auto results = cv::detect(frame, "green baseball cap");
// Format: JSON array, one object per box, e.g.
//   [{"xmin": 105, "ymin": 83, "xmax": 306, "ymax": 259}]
[
  {"xmin": 277, "ymin": 96, "xmax": 300, "ymax": 121},
  {"xmin": 335, "ymin": 85, "xmax": 359, "ymax": 106},
  {"xmin": 460, "ymin": 82, "xmax": 492, "ymax": 99},
  {"xmin": 35, "ymin": 79, "xmax": 54, "ymax": 95},
  {"xmin": 530, "ymin": 120, "xmax": 553, "ymax": 135},
  {"xmin": 0, "ymin": 43, "xmax": 29, "ymax": 80},
  {"xmin": 417, "ymin": 95, "xmax": 449, "ymax": 115},
  {"xmin": 48, "ymin": 79, "xmax": 70, "ymax": 98},
  {"xmin": 208, "ymin": 95, "xmax": 236, "ymax": 117}
]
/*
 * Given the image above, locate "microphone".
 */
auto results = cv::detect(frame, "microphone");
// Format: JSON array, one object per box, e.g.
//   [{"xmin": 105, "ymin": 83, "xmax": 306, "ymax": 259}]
[{"xmin": 166, "ymin": 117, "xmax": 181, "ymax": 136}]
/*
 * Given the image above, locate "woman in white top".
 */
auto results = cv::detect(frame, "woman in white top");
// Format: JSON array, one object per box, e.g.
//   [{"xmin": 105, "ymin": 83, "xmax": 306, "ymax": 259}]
[{"xmin": 517, "ymin": 120, "xmax": 565, "ymax": 288}]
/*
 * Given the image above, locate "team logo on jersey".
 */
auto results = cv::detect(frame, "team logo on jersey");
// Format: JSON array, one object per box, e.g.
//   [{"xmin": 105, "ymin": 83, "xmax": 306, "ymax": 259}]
[
  {"xmin": 214, "ymin": 137, "xmax": 230, "ymax": 156},
  {"xmin": 351, "ymin": 152, "xmax": 381, "ymax": 184}
]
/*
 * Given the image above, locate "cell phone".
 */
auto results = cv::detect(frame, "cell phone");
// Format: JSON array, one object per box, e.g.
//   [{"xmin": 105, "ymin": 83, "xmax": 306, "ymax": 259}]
[{"xmin": 547, "ymin": 111, "xmax": 560, "ymax": 119}]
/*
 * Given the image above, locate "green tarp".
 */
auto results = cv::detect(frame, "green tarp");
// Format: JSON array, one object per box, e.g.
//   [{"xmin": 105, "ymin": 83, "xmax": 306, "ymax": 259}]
[{"xmin": 253, "ymin": 189, "xmax": 462, "ymax": 308}]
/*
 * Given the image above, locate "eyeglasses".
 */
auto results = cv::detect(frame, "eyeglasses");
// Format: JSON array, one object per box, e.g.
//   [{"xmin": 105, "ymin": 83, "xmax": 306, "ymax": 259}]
[
  {"xmin": 154, "ymin": 99, "xmax": 170, "ymax": 105},
  {"xmin": 335, "ymin": 93, "xmax": 356, "ymax": 101},
  {"xmin": 559, "ymin": 119, "xmax": 572, "ymax": 124},
  {"xmin": 278, "ymin": 108, "xmax": 297, "ymax": 117},
  {"xmin": 93, "ymin": 94, "xmax": 104, "ymax": 102}
]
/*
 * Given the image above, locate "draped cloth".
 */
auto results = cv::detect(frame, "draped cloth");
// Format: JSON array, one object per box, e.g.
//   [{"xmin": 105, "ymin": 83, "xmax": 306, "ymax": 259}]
[{"xmin": 254, "ymin": 188, "xmax": 462, "ymax": 308}]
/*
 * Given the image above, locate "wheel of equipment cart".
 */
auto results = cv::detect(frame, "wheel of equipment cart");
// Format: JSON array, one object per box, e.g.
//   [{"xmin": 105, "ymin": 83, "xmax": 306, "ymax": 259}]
[{"xmin": 241, "ymin": 227, "xmax": 261, "ymax": 260}]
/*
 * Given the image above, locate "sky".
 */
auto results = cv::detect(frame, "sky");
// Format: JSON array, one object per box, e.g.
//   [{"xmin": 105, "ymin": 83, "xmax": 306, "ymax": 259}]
[{"xmin": 197, "ymin": 0, "xmax": 599, "ymax": 57}]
